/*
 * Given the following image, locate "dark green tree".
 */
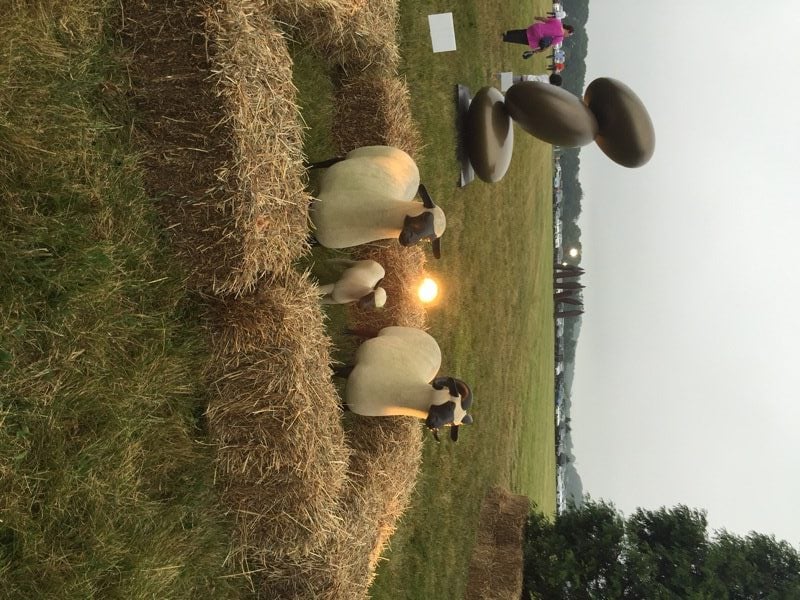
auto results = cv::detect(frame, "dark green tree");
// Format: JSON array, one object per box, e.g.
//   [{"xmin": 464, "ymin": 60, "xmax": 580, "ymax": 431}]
[
  {"xmin": 624, "ymin": 505, "xmax": 710, "ymax": 598},
  {"xmin": 522, "ymin": 500, "xmax": 800, "ymax": 599},
  {"xmin": 703, "ymin": 531, "xmax": 800, "ymax": 600},
  {"xmin": 523, "ymin": 500, "xmax": 625, "ymax": 599}
]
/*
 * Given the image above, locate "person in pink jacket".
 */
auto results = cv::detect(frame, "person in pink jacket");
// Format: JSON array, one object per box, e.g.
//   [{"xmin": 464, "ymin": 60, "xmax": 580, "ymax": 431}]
[{"xmin": 502, "ymin": 17, "xmax": 573, "ymax": 54}]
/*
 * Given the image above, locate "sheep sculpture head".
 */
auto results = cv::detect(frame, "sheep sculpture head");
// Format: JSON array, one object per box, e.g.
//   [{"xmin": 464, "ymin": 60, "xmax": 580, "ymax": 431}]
[
  {"xmin": 398, "ymin": 184, "xmax": 445, "ymax": 259},
  {"xmin": 426, "ymin": 377, "xmax": 474, "ymax": 442}
]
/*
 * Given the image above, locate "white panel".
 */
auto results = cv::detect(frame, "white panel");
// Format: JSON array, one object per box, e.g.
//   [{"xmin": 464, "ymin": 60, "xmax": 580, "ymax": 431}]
[
  {"xmin": 499, "ymin": 71, "xmax": 514, "ymax": 92},
  {"xmin": 428, "ymin": 13, "xmax": 457, "ymax": 53}
]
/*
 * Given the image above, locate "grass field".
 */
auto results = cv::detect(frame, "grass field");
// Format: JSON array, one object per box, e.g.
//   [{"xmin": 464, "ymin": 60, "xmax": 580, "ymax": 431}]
[
  {"xmin": 362, "ymin": 2, "xmax": 556, "ymax": 598},
  {"xmin": 2, "ymin": 0, "xmax": 555, "ymax": 597},
  {"xmin": 0, "ymin": 2, "xmax": 245, "ymax": 597}
]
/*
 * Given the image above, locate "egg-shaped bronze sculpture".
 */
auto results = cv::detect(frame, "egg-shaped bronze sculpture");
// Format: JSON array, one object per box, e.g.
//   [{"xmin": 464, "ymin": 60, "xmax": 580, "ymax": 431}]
[
  {"xmin": 504, "ymin": 81, "xmax": 599, "ymax": 147},
  {"xmin": 465, "ymin": 86, "xmax": 514, "ymax": 183},
  {"xmin": 583, "ymin": 77, "xmax": 655, "ymax": 168}
]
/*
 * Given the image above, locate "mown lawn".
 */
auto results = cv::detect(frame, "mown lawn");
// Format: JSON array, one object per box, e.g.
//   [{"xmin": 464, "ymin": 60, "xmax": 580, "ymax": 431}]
[{"xmin": 364, "ymin": 1, "xmax": 557, "ymax": 598}]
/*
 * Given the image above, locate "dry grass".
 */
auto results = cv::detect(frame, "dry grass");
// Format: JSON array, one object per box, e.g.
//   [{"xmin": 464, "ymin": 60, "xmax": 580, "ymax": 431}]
[
  {"xmin": 465, "ymin": 487, "xmax": 532, "ymax": 600},
  {"xmin": 331, "ymin": 74, "xmax": 423, "ymax": 157},
  {"xmin": 271, "ymin": 0, "xmax": 400, "ymax": 73},
  {"xmin": 122, "ymin": 0, "xmax": 309, "ymax": 295},
  {"xmin": 205, "ymin": 270, "xmax": 350, "ymax": 564}
]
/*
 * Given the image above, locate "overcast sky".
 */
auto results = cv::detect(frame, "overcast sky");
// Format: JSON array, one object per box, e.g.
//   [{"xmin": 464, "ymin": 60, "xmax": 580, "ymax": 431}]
[{"xmin": 572, "ymin": 0, "xmax": 800, "ymax": 544}]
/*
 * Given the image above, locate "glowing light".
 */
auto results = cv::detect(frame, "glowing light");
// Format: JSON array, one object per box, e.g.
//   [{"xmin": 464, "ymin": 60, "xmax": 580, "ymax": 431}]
[
  {"xmin": 569, "ymin": 248, "xmax": 579, "ymax": 258},
  {"xmin": 418, "ymin": 278, "xmax": 439, "ymax": 304}
]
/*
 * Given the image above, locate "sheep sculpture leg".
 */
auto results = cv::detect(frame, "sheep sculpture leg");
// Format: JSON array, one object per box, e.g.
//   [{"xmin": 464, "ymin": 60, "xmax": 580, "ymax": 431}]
[
  {"xmin": 333, "ymin": 364, "xmax": 354, "ymax": 378},
  {"xmin": 344, "ymin": 327, "xmax": 380, "ymax": 340},
  {"xmin": 317, "ymin": 283, "xmax": 336, "ymax": 297}
]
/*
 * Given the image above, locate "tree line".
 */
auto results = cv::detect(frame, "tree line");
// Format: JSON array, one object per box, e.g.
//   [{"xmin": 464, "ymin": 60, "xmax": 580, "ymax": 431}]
[{"xmin": 523, "ymin": 499, "xmax": 800, "ymax": 599}]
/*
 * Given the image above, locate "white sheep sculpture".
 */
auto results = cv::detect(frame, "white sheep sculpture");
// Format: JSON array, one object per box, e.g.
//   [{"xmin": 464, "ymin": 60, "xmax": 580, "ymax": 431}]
[
  {"xmin": 317, "ymin": 258, "xmax": 387, "ymax": 309},
  {"xmin": 334, "ymin": 326, "xmax": 473, "ymax": 441},
  {"xmin": 308, "ymin": 146, "xmax": 445, "ymax": 258}
]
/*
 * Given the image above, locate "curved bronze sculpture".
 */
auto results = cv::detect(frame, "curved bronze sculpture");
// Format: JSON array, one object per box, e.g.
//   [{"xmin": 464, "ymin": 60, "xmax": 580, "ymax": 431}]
[
  {"xmin": 584, "ymin": 78, "xmax": 655, "ymax": 168},
  {"xmin": 465, "ymin": 86, "xmax": 514, "ymax": 183},
  {"xmin": 505, "ymin": 82, "xmax": 598, "ymax": 147},
  {"xmin": 460, "ymin": 76, "xmax": 655, "ymax": 183}
]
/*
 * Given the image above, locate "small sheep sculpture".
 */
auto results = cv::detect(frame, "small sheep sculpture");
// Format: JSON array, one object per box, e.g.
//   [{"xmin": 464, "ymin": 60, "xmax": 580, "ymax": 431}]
[
  {"xmin": 317, "ymin": 258, "xmax": 387, "ymax": 309},
  {"xmin": 308, "ymin": 146, "xmax": 445, "ymax": 258},
  {"xmin": 334, "ymin": 326, "xmax": 473, "ymax": 441}
]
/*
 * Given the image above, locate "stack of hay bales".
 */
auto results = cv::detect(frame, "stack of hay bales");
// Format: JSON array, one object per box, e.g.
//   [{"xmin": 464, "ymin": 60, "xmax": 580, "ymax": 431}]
[
  {"xmin": 288, "ymin": 0, "xmax": 432, "ymax": 590},
  {"xmin": 122, "ymin": 0, "xmax": 349, "ymax": 585},
  {"xmin": 123, "ymin": 0, "xmax": 432, "ymax": 596},
  {"xmin": 465, "ymin": 487, "xmax": 532, "ymax": 600}
]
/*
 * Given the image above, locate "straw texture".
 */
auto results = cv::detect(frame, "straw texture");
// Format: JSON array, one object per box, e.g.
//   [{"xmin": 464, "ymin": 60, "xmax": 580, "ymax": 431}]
[
  {"xmin": 122, "ymin": 0, "xmax": 434, "ymax": 596},
  {"xmin": 465, "ymin": 487, "xmax": 532, "ymax": 600}
]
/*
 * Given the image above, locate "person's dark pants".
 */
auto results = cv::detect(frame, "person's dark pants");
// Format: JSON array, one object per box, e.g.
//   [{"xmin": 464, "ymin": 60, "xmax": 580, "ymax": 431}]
[{"xmin": 502, "ymin": 29, "xmax": 530, "ymax": 46}]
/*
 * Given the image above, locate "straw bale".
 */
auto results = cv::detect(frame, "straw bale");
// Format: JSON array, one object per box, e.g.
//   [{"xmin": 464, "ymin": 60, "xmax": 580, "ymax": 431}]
[
  {"xmin": 240, "ymin": 279, "xmax": 427, "ymax": 597},
  {"xmin": 252, "ymin": 415, "xmax": 423, "ymax": 599},
  {"xmin": 206, "ymin": 270, "xmax": 350, "ymax": 561},
  {"xmin": 252, "ymin": 529, "xmax": 372, "ymax": 600},
  {"xmin": 338, "ymin": 244, "xmax": 430, "ymax": 580},
  {"xmin": 341, "ymin": 415, "xmax": 424, "ymax": 572},
  {"xmin": 123, "ymin": 0, "xmax": 432, "ymax": 592},
  {"xmin": 332, "ymin": 75, "xmax": 423, "ymax": 157},
  {"xmin": 252, "ymin": 554, "xmax": 352, "ymax": 600},
  {"xmin": 465, "ymin": 487, "xmax": 532, "ymax": 600},
  {"xmin": 122, "ymin": 0, "xmax": 309, "ymax": 295},
  {"xmin": 270, "ymin": 0, "xmax": 400, "ymax": 73}
]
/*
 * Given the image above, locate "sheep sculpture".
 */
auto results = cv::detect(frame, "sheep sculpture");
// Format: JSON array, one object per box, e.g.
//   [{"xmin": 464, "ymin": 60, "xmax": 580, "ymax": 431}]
[
  {"xmin": 317, "ymin": 258, "xmax": 387, "ymax": 309},
  {"xmin": 308, "ymin": 146, "xmax": 445, "ymax": 258},
  {"xmin": 335, "ymin": 326, "xmax": 473, "ymax": 442}
]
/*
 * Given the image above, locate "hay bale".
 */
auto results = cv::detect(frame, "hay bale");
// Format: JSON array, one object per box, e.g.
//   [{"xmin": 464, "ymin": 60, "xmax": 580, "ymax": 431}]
[
  {"xmin": 338, "ymin": 245, "xmax": 429, "ymax": 584},
  {"xmin": 252, "ymin": 552, "xmax": 353, "ymax": 600},
  {"xmin": 341, "ymin": 415, "xmax": 424, "ymax": 572},
  {"xmin": 208, "ymin": 1, "xmax": 311, "ymax": 289},
  {"xmin": 124, "ymin": 1, "xmax": 432, "ymax": 594},
  {"xmin": 332, "ymin": 75, "xmax": 422, "ymax": 157},
  {"xmin": 241, "ymin": 254, "xmax": 428, "ymax": 597},
  {"xmin": 206, "ymin": 270, "xmax": 350, "ymax": 562},
  {"xmin": 270, "ymin": 0, "xmax": 400, "ymax": 73},
  {"xmin": 465, "ymin": 487, "xmax": 532, "ymax": 600},
  {"xmin": 122, "ymin": 0, "xmax": 309, "ymax": 294},
  {"xmin": 253, "ymin": 415, "xmax": 423, "ymax": 599}
]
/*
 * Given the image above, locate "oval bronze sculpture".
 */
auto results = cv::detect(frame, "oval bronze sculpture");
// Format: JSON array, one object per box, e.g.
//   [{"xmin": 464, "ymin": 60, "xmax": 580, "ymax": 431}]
[
  {"xmin": 505, "ymin": 81, "xmax": 598, "ymax": 147},
  {"xmin": 465, "ymin": 86, "xmax": 514, "ymax": 183},
  {"xmin": 584, "ymin": 77, "xmax": 655, "ymax": 168}
]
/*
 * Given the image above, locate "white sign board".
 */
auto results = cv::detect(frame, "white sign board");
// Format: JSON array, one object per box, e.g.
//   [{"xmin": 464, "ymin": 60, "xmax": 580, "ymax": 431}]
[
  {"xmin": 499, "ymin": 72, "xmax": 514, "ymax": 92},
  {"xmin": 428, "ymin": 13, "xmax": 457, "ymax": 53}
]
